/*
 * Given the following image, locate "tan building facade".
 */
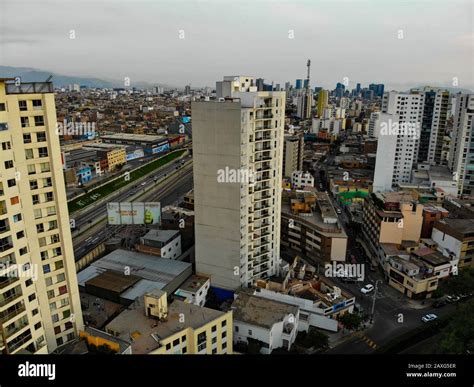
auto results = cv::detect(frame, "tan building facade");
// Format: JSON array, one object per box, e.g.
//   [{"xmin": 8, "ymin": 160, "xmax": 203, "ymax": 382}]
[{"xmin": 0, "ymin": 79, "xmax": 84, "ymax": 354}]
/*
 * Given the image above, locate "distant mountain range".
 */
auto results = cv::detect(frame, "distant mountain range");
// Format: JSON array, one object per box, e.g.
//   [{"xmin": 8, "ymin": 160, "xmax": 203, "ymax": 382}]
[
  {"xmin": 0, "ymin": 66, "xmax": 167, "ymax": 89},
  {"xmin": 0, "ymin": 66, "xmax": 472, "ymax": 93}
]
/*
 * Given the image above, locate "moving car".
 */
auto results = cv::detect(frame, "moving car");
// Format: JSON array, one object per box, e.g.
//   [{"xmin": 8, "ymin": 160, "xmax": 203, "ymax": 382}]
[
  {"xmin": 336, "ymin": 208, "xmax": 342, "ymax": 215},
  {"xmin": 361, "ymin": 284, "xmax": 374, "ymax": 294},
  {"xmin": 421, "ymin": 313, "xmax": 438, "ymax": 323}
]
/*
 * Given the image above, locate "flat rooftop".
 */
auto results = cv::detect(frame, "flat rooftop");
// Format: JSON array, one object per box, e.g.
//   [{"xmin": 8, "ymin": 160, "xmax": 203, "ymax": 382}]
[
  {"xmin": 436, "ymin": 218, "xmax": 474, "ymax": 235},
  {"xmin": 85, "ymin": 270, "xmax": 141, "ymax": 294},
  {"xmin": 176, "ymin": 274, "xmax": 210, "ymax": 293},
  {"xmin": 101, "ymin": 133, "xmax": 166, "ymax": 143},
  {"xmin": 231, "ymin": 292, "xmax": 298, "ymax": 329},
  {"xmin": 105, "ymin": 297, "xmax": 226, "ymax": 354},
  {"xmin": 142, "ymin": 229, "xmax": 180, "ymax": 244},
  {"xmin": 77, "ymin": 249, "xmax": 192, "ymax": 285}
]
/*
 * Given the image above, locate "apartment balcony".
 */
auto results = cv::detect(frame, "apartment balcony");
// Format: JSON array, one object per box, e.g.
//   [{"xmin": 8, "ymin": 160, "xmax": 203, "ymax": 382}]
[
  {"xmin": 255, "ymin": 145, "xmax": 272, "ymax": 153},
  {"xmin": 0, "ymin": 253, "xmax": 15, "ymax": 267},
  {"xmin": 256, "ymin": 174, "xmax": 271, "ymax": 182},
  {"xmin": 255, "ymin": 165, "xmax": 271, "ymax": 173},
  {"xmin": 4, "ymin": 316, "xmax": 29, "ymax": 339},
  {"xmin": 0, "ymin": 302, "xmax": 26, "ymax": 325},
  {"xmin": 254, "ymin": 184, "xmax": 271, "ymax": 193},
  {"xmin": 255, "ymin": 113, "xmax": 273, "ymax": 120},
  {"xmin": 253, "ymin": 194, "xmax": 271, "ymax": 202},
  {"xmin": 0, "ymin": 289, "xmax": 23, "ymax": 308},
  {"xmin": 0, "ymin": 277, "xmax": 19, "ymax": 290},
  {"xmin": 255, "ymin": 155, "xmax": 272, "ymax": 163},
  {"xmin": 6, "ymin": 330, "xmax": 33, "ymax": 354},
  {"xmin": 254, "ymin": 135, "xmax": 272, "ymax": 142}
]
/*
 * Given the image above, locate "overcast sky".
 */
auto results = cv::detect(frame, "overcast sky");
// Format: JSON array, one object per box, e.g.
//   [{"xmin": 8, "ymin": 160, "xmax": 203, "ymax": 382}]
[{"xmin": 1, "ymin": 0, "xmax": 473, "ymax": 90}]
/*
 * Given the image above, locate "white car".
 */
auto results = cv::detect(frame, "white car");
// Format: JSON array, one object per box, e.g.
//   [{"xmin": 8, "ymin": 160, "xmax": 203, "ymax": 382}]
[
  {"xmin": 361, "ymin": 284, "xmax": 374, "ymax": 294},
  {"xmin": 421, "ymin": 314, "xmax": 438, "ymax": 323},
  {"xmin": 336, "ymin": 208, "xmax": 342, "ymax": 214}
]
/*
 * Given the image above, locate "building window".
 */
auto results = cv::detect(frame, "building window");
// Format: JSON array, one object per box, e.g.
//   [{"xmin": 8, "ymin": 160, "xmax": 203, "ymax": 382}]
[
  {"xmin": 0, "ymin": 103, "xmax": 5, "ymax": 111},
  {"xmin": 4, "ymin": 160, "xmax": 13, "ymax": 169},
  {"xmin": 34, "ymin": 116, "xmax": 45, "ymax": 126},
  {"xmin": 211, "ymin": 325, "xmax": 217, "ymax": 333},
  {"xmin": 23, "ymin": 133, "xmax": 32, "ymax": 143},
  {"xmin": 32, "ymin": 308, "xmax": 38, "ymax": 316},
  {"xmin": 182, "ymin": 347, "xmax": 187, "ymax": 354},
  {"xmin": 19, "ymin": 101, "xmax": 27, "ymax": 111},
  {"xmin": 13, "ymin": 214, "xmax": 22, "ymax": 222},
  {"xmin": 248, "ymin": 329, "xmax": 252, "ymax": 336},
  {"xmin": 221, "ymin": 320, "xmax": 227, "ymax": 328},
  {"xmin": 166, "ymin": 343, "xmax": 171, "ymax": 350},
  {"xmin": 0, "ymin": 123, "xmax": 8, "ymax": 131},
  {"xmin": 10, "ymin": 196, "xmax": 19, "ymax": 205},
  {"xmin": 28, "ymin": 293, "xmax": 36, "ymax": 302},
  {"xmin": 173, "ymin": 338, "xmax": 179, "ymax": 347},
  {"xmin": 32, "ymin": 99, "xmax": 42, "ymax": 108},
  {"xmin": 38, "ymin": 147, "xmax": 48, "ymax": 158},
  {"xmin": 7, "ymin": 179, "xmax": 16, "ymax": 188},
  {"xmin": 2, "ymin": 141, "xmax": 11, "ymax": 150},
  {"xmin": 36, "ymin": 132, "xmax": 46, "ymax": 142}
]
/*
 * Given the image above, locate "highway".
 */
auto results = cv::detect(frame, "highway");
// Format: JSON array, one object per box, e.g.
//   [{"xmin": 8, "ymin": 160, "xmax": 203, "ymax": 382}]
[
  {"xmin": 71, "ymin": 153, "xmax": 192, "ymax": 236},
  {"xmin": 72, "ymin": 157, "xmax": 193, "ymax": 260}
]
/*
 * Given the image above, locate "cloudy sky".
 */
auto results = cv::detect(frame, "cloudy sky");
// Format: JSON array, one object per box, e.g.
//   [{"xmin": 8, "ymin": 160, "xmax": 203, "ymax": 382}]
[{"xmin": 1, "ymin": 0, "xmax": 472, "ymax": 90}]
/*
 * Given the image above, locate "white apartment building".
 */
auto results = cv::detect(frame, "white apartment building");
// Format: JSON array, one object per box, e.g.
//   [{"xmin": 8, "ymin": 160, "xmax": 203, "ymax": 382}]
[
  {"xmin": 192, "ymin": 76, "xmax": 285, "ymax": 290},
  {"xmin": 373, "ymin": 91, "xmax": 425, "ymax": 191},
  {"xmin": 448, "ymin": 94, "xmax": 474, "ymax": 197},
  {"xmin": 0, "ymin": 79, "xmax": 84, "ymax": 354},
  {"xmin": 291, "ymin": 171, "xmax": 314, "ymax": 189}
]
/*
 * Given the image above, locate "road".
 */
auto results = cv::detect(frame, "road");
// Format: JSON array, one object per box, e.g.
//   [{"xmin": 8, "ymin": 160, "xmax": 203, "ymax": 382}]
[
  {"xmin": 72, "ymin": 160, "xmax": 193, "ymax": 259},
  {"xmin": 70, "ymin": 154, "xmax": 192, "ymax": 234}
]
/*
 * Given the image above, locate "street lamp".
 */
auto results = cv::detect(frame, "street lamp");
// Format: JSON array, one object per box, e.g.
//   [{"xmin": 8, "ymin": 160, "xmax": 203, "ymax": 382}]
[{"xmin": 370, "ymin": 280, "xmax": 382, "ymax": 324}]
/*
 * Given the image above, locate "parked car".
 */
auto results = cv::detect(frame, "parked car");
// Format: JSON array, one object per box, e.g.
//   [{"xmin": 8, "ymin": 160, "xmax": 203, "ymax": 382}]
[
  {"xmin": 447, "ymin": 295, "xmax": 460, "ymax": 303},
  {"xmin": 361, "ymin": 284, "xmax": 374, "ymax": 294},
  {"xmin": 421, "ymin": 313, "xmax": 438, "ymax": 323},
  {"xmin": 433, "ymin": 300, "xmax": 447, "ymax": 308}
]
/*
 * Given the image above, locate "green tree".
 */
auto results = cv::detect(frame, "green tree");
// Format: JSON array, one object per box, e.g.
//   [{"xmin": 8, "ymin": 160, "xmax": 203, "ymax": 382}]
[
  {"xmin": 437, "ymin": 299, "xmax": 474, "ymax": 354},
  {"xmin": 441, "ymin": 267, "xmax": 474, "ymax": 295},
  {"xmin": 295, "ymin": 328, "xmax": 329, "ymax": 350},
  {"xmin": 339, "ymin": 313, "xmax": 363, "ymax": 331}
]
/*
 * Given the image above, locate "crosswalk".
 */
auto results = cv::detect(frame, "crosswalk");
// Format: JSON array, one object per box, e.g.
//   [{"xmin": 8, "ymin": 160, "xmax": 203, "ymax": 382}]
[{"xmin": 355, "ymin": 331, "xmax": 378, "ymax": 349}]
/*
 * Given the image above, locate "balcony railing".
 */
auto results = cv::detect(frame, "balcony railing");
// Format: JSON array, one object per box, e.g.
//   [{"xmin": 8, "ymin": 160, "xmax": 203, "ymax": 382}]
[{"xmin": 0, "ymin": 303, "xmax": 26, "ymax": 325}]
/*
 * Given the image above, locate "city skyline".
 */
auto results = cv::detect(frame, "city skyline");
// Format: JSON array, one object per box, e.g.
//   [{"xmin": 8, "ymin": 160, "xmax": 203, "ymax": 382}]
[{"xmin": 1, "ymin": 0, "xmax": 473, "ymax": 90}]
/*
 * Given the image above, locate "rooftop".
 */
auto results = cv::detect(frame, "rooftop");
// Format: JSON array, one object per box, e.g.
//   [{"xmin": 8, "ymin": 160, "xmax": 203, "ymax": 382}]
[
  {"xmin": 100, "ymin": 133, "xmax": 167, "ymax": 142},
  {"xmin": 142, "ymin": 229, "xmax": 180, "ymax": 243},
  {"xmin": 177, "ymin": 274, "xmax": 210, "ymax": 293},
  {"xmin": 105, "ymin": 297, "xmax": 226, "ymax": 354},
  {"xmin": 231, "ymin": 292, "xmax": 298, "ymax": 329}
]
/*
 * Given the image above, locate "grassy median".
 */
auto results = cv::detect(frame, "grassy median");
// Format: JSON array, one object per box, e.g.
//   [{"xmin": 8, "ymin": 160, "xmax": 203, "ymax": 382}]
[{"xmin": 68, "ymin": 149, "xmax": 186, "ymax": 214}]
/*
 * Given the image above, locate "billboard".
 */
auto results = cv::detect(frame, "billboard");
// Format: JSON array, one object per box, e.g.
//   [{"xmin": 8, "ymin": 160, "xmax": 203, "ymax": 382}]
[{"xmin": 107, "ymin": 202, "xmax": 161, "ymax": 225}]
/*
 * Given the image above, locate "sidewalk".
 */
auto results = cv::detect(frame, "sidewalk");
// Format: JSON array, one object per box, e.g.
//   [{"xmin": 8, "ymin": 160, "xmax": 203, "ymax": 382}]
[{"xmin": 327, "ymin": 323, "xmax": 373, "ymax": 348}]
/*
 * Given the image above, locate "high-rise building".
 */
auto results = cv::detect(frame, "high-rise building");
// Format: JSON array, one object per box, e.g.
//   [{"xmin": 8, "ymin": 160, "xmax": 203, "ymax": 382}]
[
  {"xmin": 184, "ymin": 85, "xmax": 191, "ymax": 95},
  {"xmin": 334, "ymin": 83, "xmax": 345, "ymax": 98},
  {"xmin": 295, "ymin": 79, "xmax": 303, "ymax": 90},
  {"xmin": 449, "ymin": 94, "xmax": 474, "ymax": 197},
  {"xmin": 417, "ymin": 88, "xmax": 450, "ymax": 165},
  {"xmin": 369, "ymin": 83, "xmax": 385, "ymax": 98},
  {"xmin": 296, "ymin": 91, "xmax": 312, "ymax": 119},
  {"xmin": 372, "ymin": 91, "xmax": 425, "ymax": 191},
  {"xmin": 317, "ymin": 90, "xmax": 329, "ymax": 117},
  {"xmin": 192, "ymin": 76, "xmax": 285, "ymax": 290},
  {"xmin": 283, "ymin": 134, "xmax": 304, "ymax": 178},
  {"xmin": 0, "ymin": 79, "xmax": 84, "ymax": 354}
]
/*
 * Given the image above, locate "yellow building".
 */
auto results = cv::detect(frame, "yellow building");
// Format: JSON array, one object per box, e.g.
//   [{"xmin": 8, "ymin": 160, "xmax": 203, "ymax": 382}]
[
  {"xmin": 0, "ymin": 79, "xmax": 84, "ymax": 354},
  {"xmin": 362, "ymin": 192, "xmax": 424, "ymax": 262},
  {"xmin": 317, "ymin": 90, "xmax": 329, "ymax": 117},
  {"xmin": 106, "ymin": 147, "xmax": 126, "ymax": 171},
  {"xmin": 105, "ymin": 290, "xmax": 233, "ymax": 354}
]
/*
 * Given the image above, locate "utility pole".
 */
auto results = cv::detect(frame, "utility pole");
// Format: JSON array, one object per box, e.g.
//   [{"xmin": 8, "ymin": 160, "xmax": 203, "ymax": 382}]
[{"xmin": 370, "ymin": 280, "xmax": 382, "ymax": 324}]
